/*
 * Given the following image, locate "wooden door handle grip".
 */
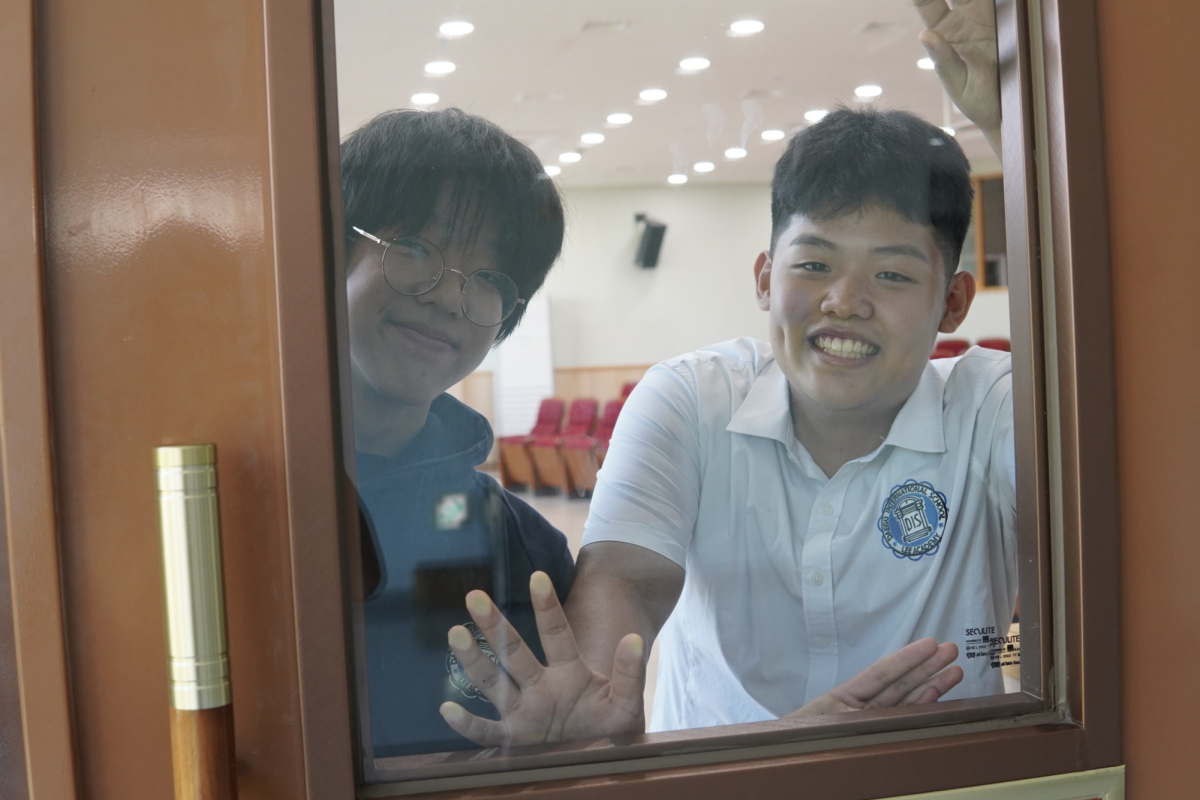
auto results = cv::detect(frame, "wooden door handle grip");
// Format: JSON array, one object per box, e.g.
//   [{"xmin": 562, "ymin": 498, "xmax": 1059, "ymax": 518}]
[{"xmin": 156, "ymin": 445, "xmax": 238, "ymax": 800}]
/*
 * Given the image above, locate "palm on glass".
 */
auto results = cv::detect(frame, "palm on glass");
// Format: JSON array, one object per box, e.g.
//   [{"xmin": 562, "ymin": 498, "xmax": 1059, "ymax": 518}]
[
  {"xmin": 439, "ymin": 572, "xmax": 647, "ymax": 747},
  {"xmin": 912, "ymin": 0, "xmax": 1002, "ymax": 152},
  {"xmin": 786, "ymin": 638, "xmax": 963, "ymax": 718},
  {"xmin": 440, "ymin": 573, "xmax": 965, "ymax": 747}
]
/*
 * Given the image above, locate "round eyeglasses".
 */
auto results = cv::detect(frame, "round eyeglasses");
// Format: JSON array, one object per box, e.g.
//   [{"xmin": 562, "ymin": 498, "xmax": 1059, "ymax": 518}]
[{"xmin": 352, "ymin": 226, "xmax": 524, "ymax": 328}]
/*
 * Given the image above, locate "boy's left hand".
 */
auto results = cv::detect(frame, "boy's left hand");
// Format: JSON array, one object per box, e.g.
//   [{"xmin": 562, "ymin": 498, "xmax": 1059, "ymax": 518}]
[
  {"xmin": 784, "ymin": 638, "xmax": 962, "ymax": 718},
  {"xmin": 911, "ymin": 0, "xmax": 1002, "ymax": 155}
]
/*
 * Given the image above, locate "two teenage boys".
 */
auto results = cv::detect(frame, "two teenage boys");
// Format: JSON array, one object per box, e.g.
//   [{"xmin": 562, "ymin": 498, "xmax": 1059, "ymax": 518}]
[{"xmin": 438, "ymin": 2, "xmax": 1015, "ymax": 744}]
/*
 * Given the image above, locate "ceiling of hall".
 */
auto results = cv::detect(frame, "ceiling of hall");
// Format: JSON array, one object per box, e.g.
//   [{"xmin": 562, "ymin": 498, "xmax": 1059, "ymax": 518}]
[{"xmin": 333, "ymin": 0, "xmax": 994, "ymax": 188}]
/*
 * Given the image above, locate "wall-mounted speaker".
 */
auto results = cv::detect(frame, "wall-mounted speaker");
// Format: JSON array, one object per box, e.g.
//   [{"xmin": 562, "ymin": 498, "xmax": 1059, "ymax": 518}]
[{"xmin": 634, "ymin": 213, "xmax": 667, "ymax": 268}]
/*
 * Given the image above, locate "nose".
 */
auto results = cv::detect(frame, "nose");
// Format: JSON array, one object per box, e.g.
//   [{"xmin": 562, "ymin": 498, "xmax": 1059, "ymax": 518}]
[
  {"xmin": 819, "ymin": 271, "xmax": 873, "ymax": 320},
  {"xmin": 416, "ymin": 267, "xmax": 466, "ymax": 317}
]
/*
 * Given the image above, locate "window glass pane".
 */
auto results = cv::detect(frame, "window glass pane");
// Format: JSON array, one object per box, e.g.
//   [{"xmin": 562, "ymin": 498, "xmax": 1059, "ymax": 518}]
[{"xmin": 331, "ymin": 0, "xmax": 1027, "ymax": 783}]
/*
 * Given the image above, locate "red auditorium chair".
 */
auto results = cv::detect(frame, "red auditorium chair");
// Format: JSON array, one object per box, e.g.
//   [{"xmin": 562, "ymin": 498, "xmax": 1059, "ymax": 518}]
[
  {"xmin": 977, "ymin": 338, "xmax": 1011, "ymax": 352},
  {"xmin": 562, "ymin": 398, "xmax": 625, "ymax": 498},
  {"xmin": 620, "ymin": 381, "xmax": 637, "ymax": 398},
  {"xmin": 529, "ymin": 398, "xmax": 598, "ymax": 494},
  {"xmin": 498, "ymin": 398, "xmax": 563, "ymax": 491},
  {"xmin": 931, "ymin": 347, "xmax": 957, "ymax": 360},
  {"xmin": 935, "ymin": 338, "xmax": 970, "ymax": 356}
]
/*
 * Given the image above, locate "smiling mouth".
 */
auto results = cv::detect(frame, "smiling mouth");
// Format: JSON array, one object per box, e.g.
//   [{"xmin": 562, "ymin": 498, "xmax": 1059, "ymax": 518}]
[{"xmin": 812, "ymin": 334, "xmax": 880, "ymax": 359}]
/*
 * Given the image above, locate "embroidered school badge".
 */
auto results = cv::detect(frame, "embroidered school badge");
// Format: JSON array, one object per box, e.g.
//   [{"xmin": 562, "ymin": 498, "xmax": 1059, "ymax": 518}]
[
  {"xmin": 877, "ymin": 480, "xmax": 949, "ymax": 561},
  {"xmin": 435, "ymin": 492, "xmax": 469, "ymax": 530},
  {"xmin": 445, "ymin": 621, "xmax": 496, "ymax": 703}
]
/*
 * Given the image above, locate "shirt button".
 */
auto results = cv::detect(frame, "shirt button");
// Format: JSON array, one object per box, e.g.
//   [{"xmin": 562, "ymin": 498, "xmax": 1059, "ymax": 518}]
[
  {"xmin": 814, "ymin": 637, "xmax": 831, "ymax": 649},
  {"xmin": 821, "ymin": 503, "xmax": 835, "ymax": 516},
  {"xmin": 811, "ymin": 572, "xmax": 825, "ymax": 586}
]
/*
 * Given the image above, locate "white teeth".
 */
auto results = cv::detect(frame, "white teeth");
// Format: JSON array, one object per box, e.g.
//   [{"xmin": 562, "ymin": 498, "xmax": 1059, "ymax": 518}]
[{"xmin": 815, "ymin": 335, "xmax": 878, "ymax": 359}]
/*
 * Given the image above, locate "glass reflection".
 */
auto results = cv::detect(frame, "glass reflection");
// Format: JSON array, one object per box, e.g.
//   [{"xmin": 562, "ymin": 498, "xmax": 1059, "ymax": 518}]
[{"xmin": 335, "ymin": 0, "xmax": 1018, "ymax": 771}]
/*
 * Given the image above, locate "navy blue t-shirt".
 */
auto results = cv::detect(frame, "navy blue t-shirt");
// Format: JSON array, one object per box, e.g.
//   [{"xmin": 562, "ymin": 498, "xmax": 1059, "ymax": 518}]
[{"xmin": 356, "ymin": 395, "xmax": 574, "ymax": 758}]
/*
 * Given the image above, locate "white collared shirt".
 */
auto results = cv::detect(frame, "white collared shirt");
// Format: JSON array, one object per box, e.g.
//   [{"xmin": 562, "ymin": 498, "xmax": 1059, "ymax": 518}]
[{"xmin": 582, "ymin": 338, "xmax": 1017, "ymax": 731}]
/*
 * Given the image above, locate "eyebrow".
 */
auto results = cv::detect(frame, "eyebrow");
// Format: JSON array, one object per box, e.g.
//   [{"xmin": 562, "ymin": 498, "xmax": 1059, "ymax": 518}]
[
  {"xmin": 870, "ymin": 244, "xmax": 930, "ymax": 264},
  {"xmin": 788, "ymin": 234, "xmax": 839, "ymax": 249},
  {"xmin": 788, "ymin": 235, "xmax": 932, "ymax": 266}
]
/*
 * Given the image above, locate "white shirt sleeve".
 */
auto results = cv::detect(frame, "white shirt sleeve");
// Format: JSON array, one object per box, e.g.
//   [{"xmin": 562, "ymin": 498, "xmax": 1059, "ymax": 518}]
[{"xmin": 581, "ymin": 361, "xmax": 704, "ymax": 568}]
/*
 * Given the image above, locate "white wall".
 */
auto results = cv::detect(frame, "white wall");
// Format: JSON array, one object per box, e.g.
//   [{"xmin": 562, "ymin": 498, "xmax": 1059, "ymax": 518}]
[
  {"xmin": 545, "ymin": 184, "xmax": 772, "ymax": 368},
  {"xmin": 534, "ymin": 183, "xmax": 1010, "ymax": 369}
]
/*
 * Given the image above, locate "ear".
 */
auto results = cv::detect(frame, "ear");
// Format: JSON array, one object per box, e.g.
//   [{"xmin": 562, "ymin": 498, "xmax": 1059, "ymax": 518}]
[
  {"xmin": 754, "ymin": 251, "xmax": 773, "ymax": 311},
  {"xmin": 938, "ymin": 271, "xmax": 977, "ymax": 333}
]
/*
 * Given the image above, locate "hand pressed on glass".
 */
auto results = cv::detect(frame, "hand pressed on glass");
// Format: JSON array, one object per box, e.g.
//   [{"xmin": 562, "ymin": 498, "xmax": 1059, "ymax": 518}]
[
  {"xmin": 439, "ymin": 571, "xmax": 647, "ymax": 747},
  {"xmin": 440, "ymin": 572, "xmax": 964, "ymax": 747},
  {"xmin": 784, "ymin": 639, "xmax": 963, "ymax": 718}
]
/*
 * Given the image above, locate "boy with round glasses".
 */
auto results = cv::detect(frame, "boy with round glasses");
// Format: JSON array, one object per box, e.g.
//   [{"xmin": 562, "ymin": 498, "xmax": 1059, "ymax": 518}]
[{"xmin": 340, "ymin": 107, "xmax": 574, "ymax": 757}]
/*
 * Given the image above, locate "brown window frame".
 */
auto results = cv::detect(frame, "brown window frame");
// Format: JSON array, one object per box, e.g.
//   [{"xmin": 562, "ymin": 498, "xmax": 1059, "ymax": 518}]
[{"xmin": 0, "ymin": 0, "xmax": 1118, "ymax": 796}]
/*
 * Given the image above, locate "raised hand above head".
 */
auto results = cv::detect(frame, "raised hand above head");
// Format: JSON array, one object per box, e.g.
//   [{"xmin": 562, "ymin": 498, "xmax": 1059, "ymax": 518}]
[
  {"xmin": 785, "ymin": 638, "xmax": 964, "ymax": 718},
  {"xmin": 912, "ymin": 0, "xmax": 1003, "ymax": 155},
  {"xmin": 439, "ymin": 571, "xmax": 647, "ymax": 747}
]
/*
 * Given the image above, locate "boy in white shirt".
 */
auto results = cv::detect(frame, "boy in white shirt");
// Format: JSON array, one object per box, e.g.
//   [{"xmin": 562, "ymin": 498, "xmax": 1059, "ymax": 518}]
[{"xmin": 438, "ymin": 0, "xmax": 1011, "ymax": 745}]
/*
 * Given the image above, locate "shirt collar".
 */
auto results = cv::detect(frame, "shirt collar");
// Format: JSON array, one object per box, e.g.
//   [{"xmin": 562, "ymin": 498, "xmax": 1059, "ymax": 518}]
[
  {"xmin": 725, "ymin": 357, "xmax": 946, "ymax": 454},
  {"xmin": 881, "ymin": 361, "xmax": 946, "ymax": 454}
]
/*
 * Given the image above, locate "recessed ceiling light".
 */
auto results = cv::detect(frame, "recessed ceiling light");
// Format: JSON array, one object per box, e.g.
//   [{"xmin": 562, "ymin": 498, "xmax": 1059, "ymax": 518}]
[
  {"xmin": 761, "ymin": 129, "xmax": 785, "ymax": 141},
  {"xmin": 855, "ymin": 84, "xmax": 883, "ymax": 98},
  {"xmin": 918, "ymin": 57, "xmax": 935, "ymax": 70},
  {"xmin": 580, "ymin": 132, "xmax": 606, "ymax": 145},
  {"xmin": 668, "ymin": 174, "xmax": 689, "ymax": 185},
  {"xmin": 693, "ymin": 161, "xmax": 715, "ymax": 173},
  {"xmin": 639, "ymin": 88, "xmax": 668, "ymax": 102},
  {"xmin": 729, "ymin": 19, "xmax": 765, "ymax": 36},
  {"xmin": 804, "ymin": 109, "xmax": 829, "ymax": 123},
  {"xmin": 941, "ymin": 126, "xmax": 957, "ymax": 137},
  {"xmin": 679, "ymin": 57, "xmax": 711, "ymax": 71},
  {"xmin": 425, "ymin": 61, "xmax": 457, "ymax": 75},
  {"xmin": 544, "ymin": 165, "xmax": 562, "ymax": 176},
  {"xmin": 607, "ymin": 112, "xmax": 633, "ymax": 125},
  {"xmin": 558, "ymin": 151, "xmax": 582, "ymax": 163},
  {"xmin": 724, "ymin": 147, "xmax": 747, "ymax": 159},
  {"xmin": 439, "ymin": 21, "xmax": 474, "ymax": 37},
  {"xmin": 410, "ymin": 92, "xmax": 439, "ymax": 106}
]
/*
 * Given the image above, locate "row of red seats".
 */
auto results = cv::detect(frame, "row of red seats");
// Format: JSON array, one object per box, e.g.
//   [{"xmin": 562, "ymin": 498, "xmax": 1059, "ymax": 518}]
[
  {"xmin": 498, "ymin": 383, "xmax": 636, "ymax": 497},
  {"xmin": 931, "ymin": 337, "xmax": 1010, "ymax": 359}
]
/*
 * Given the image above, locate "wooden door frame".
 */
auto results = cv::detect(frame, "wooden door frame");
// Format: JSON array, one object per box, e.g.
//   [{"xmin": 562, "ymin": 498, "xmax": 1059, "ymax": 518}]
[{"xmin": 0, "ymin": 0, "xmax": 79, "ymax": 796}]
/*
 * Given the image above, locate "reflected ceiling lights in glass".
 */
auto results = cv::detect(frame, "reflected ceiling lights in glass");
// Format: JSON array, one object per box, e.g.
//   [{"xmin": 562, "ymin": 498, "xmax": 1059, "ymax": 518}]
[
  {"xmin": 410, "ymin": 93, "xmax": 439, "ymax": 106},
  {"xmin": 724, "ymin": 147, "xmax": 747, "ymax": 159},
  {"xmin": 607, "ymin": 112, "xmax": 633, "ymax": 125},
  {"xmin": 679, "ymin": 57, "xmax": 711, "ymax": 71},
  {"xmin": 761, "ymin": 129, "xmax": 785, "ymax": 141},
  {"xmin": 424, "ymin": 60, "xmax": 456, "ymax": 75},
  {"xmin": 854, "ymin": 84, "xmax": 883, "ymax": 98},
  {"xmin": 580, "ymin": 133, "xmax": 606, "ymax": 145},
  {"xmin": 439, "ymin": 21, "xmax": 474, "ymax": 37},
  {"xmin": 729, "ymin": 19, "xmax": 765, "ymax": 36},
  {"xmin": 639, "ymin": 88, "xmax": 668, "ymax": 102}
]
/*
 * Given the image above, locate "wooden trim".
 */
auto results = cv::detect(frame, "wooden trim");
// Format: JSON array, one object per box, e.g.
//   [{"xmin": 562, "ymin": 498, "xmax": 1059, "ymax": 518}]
[
  {"xmin": 258, "ymin": 0, "xmax": 1122, "ymax": 795},
  {"xmin": 1036, "ymin": 0, "xmax": 1121, "ymax": 752},
  {"xmin": 0, "ymin": 0, "xmax": 79, "ymax": 797},
  {"xmin": 262, "ymin": 0, "xmax": 356, "ymax": 795}
]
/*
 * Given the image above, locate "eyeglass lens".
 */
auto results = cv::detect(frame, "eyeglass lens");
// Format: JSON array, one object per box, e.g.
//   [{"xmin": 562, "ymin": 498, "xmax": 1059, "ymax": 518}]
[{"xmin": 382, "ymin": 236, "xmax": 519, "ymax": 327}]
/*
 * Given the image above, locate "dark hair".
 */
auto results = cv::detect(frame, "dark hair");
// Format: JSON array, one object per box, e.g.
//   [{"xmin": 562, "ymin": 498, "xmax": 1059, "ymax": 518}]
[
  {"xmin": 770, "ymin": 107, "xmax": 974, "ymax": 280},
  {"xmin": 340, "ymin": 108, "xmax": 565, "ymax": 342}
]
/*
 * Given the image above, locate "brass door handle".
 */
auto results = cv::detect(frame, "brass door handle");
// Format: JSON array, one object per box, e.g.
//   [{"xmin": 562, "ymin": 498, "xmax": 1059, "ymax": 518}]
[{"xmin": 155, "ymin": 445, "xmax": 238, "ymax": 800}]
